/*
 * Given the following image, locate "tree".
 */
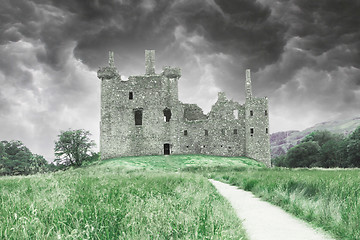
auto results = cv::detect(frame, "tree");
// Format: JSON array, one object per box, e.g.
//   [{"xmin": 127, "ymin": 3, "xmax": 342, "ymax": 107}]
[
  {"xmin": 0, "ymin": 140, "xmax": 32, "ymax": 175},
  {"xmin": 318, "ymin": 139, "xmax": 341, "ymax": 168},
  {"xmin": 286, "ymin": 141, "xmax": 320, "ymax": 168},
  {"xmin": 54, "ymin": 129, "xmax": 96, "ymax": 166},
  {"xmin": 347, "ymin": 126, "xmax": 360, "ymax": 167},
  {"xmin": 272, "ymin": 155, "xmax": 288, "ymax": 167},
  {"xmin": 302, "ymin": 130, "xmax": 335, "ymax": 147},
  {"xmin": 30, "ymin": 154, "xmax": 48, "ymax": 173},
  {"xmin": 0, "ymin": 140, "xmax": 48, "ymax": 176}
]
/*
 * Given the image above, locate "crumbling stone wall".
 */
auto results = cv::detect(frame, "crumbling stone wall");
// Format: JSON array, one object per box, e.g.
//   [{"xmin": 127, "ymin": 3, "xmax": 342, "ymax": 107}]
[{"xmin": 97, "ymin": 50, "xmax": 271, "ymax": 167}]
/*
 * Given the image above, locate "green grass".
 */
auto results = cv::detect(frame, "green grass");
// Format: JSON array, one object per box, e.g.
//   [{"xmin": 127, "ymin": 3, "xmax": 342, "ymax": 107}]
[
  {"xmin": 97, "ymin": 154, "xmax": 264, "ymax": 171},
  {"xmin": 209, "ymin": 168, "xmax": 360, "ymax": 240},
  {"xmin": 0, "ymin": 155, "xmax": 255, "ymax": 239},
  {"xmin": 4, "ymin": 154, "xmax": 359, "ymax": 239}
]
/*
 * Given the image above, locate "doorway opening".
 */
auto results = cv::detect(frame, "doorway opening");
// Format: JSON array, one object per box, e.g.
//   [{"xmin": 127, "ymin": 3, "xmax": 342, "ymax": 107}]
[{"xmin": 164, "ymin": 144, "xmax": 170, "ymax": 155}]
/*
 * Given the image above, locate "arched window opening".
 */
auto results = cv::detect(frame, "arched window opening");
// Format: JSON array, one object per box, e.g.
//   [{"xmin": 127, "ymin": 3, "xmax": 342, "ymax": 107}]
[{"xmin": 163, "ymin": 108, "xmax": 172, "ymax": 122}]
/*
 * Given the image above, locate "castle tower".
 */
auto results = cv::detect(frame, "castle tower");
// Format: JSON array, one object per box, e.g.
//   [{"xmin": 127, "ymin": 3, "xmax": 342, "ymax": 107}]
[
  {"xmin": 145, "ymin": 50, "xmax": 155, "ymax": 75},
  {"xmin": 109, "ymin": 51, "xmax": 115, "ymax": 67},
  {"xmin": 244, "ymin": 69, "xmax": 271, "ymax": 167},
  {"xmin": 245, "ymin": 69, "xmax": 252, "ymax": 99}
]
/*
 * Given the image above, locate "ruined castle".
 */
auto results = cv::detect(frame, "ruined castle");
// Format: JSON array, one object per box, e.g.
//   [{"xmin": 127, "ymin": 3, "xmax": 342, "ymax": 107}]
[{"xmin": 97, "ymin": 50, "xmax": 271, "ymax": 166}]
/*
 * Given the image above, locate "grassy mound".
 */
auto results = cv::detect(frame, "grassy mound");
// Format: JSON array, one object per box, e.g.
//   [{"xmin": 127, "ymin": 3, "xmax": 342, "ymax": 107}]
[{"xmin": 97, "ymin": 154, "xmax": 264, "ymax": 171}]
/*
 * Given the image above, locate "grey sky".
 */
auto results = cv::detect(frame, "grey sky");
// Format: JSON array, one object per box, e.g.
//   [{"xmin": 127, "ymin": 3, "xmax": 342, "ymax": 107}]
[{"xmin": 1, "ymin": 0, "xmax": 359, "ymax": 161}]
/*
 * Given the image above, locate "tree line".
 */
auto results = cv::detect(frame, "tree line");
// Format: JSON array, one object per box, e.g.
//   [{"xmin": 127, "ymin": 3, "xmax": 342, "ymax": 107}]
[
  {"xmin": 0, "ymin": 129, "xmax": 98, "ymax": 176},
  {"xmin": 272, "ymin": 126, "xmax": 360, "ymax": 168}
]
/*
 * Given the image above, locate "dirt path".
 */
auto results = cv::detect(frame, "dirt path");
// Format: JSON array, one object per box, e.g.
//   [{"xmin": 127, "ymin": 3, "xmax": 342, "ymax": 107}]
[{"xmin": 209, "ymin": 179, "xmax": 335, "ymax": 240}]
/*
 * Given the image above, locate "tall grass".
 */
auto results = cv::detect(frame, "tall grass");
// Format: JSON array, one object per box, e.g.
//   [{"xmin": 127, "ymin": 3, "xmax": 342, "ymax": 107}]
[
  {"xmin": 209, "ymin": 168, "xmax": 360, "ymax": 240},
  {"xmin": 0, "ymin": 165, "xmax": 248, "ymax": 239}
]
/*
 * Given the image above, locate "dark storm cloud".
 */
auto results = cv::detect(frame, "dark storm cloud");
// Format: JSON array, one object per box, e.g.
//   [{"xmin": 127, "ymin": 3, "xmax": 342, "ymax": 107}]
[
  {"xmin": 1, "ymin": 0, "xmax": 288, "ymax": 73},
  {"xmin": 1, "ymin": 0, "xmax": 360, "ymax": 159},
  {"xmin": 255, "ymin": 0, "xmax": 360, "ymax": 131},
  {"xmin": 15, "ymin": 0, "xmax": 284, "ymax": 72},
  {"xmin": 275, "ymin": 0, "xmax": 360, "ymax": 68},
  {"xmin": 253, "ymin": 0, "xmax": 360, "ymax": 92}
]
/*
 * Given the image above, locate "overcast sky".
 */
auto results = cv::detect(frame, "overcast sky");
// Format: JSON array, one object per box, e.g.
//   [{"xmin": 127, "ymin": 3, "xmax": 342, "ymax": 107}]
[{"xmin": 1, "ymin": 0, "xmax": 359, "ymax": 161}]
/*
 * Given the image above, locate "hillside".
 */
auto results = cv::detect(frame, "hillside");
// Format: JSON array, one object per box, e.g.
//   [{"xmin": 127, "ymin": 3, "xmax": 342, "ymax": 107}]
[{"xmin": 271, "ymin": 116, "xmax": 360, "ymax": 158}]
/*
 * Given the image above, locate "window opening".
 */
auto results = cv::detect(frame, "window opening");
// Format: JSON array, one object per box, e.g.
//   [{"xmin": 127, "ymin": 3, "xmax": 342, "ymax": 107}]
[
  {"xmin": 163, "ymin": 108, "xmax": 172, "ymax": 122},
  {"xmin": 234, "ymin": 129, "xmax": 238, "ymax": 134},
  {"xmin": 205, "ymin": 130, "xmax": 208, "ymax": 136},
  {"xmin": 250, "ymin": 128, "xmax": 254, "ymax": 136},
  {"xmin": 184, "ymin": 130, "xmax": 188, "ymax": 136},
  {"xmin": 266, "ymin": 128, "xmax": 268, "ymax": 134},
  {"xmin": 164, "ymin": 144, "xmax": 170, "ymax": 155},
  {"xmin": 129, "ymin": 92, "xmax": 133, "ymax": 100},
  {"xmin": 250, "ymin": 110, "xmax": 253, "ymax": 116},
  {"xmin": 265, "ymin": 110, "xmax": 268, "ymax": 116},
  {"xmin": 134, "ymin": 109, "xmax": 142, "ymax": 125},
  {"xmin": 233, "ymin": 109, "xmax": 239, "ymax": 119}
]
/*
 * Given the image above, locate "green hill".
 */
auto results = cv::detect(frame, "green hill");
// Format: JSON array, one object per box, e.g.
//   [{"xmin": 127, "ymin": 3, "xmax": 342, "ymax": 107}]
[{"xmin": 98, "ymin": 154, "xmax": 264, "ymax": 171}]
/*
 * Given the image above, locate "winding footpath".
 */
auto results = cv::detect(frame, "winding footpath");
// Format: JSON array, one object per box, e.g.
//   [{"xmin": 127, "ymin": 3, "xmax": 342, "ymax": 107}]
[{"xmin": 209, "ymin": 179, "xmax": 335, "ymax": 240}]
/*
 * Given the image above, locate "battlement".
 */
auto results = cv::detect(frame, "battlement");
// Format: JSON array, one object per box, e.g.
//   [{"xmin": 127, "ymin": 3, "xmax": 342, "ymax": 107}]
[
  {"xmin": 97, "ymin": 66, "xmax": 120, "ymax": 80},
  {"xmin": 162, "ymin": 66, "xmax": 181, "ymax": 79},
  {"xmin": 97, "ymin": 51, "xmax": 120, "ymax": 80}
]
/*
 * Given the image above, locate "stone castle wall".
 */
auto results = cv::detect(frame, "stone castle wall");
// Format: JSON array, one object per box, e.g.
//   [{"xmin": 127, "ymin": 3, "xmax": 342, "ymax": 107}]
[{"xmin": 97, "ymin": 50, "xmax": 271, "ymax": 166}]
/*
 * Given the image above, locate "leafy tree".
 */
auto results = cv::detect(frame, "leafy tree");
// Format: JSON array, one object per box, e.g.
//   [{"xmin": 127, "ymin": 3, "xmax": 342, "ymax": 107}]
[
  {"xmin": 30, "ymin": 154, "xmax": 48, "ymax": 173},
  {"xmin": 0, "ymin": 140, "xmax": 49, "ymax": 176},
  {"xmin": 0, "ymin": 142, "xmax": 9, "ymax": 175},
  {"xmin": 347, "ymin": 140, "xmax": 360, "ymax": 167},
  {"xmin": 272, "ymin": 155, "xmax": 288, "ymax": 167},
  {"xmin": 286, "ymin": 141, "xmax": 320, "ymax": 168},
  {"xmin": 0, "ymin": 140, "xmax": 32, "ymax": 175},
  {"xmin": 302, "ymin": 130, "xmax": 335, "ymax": 147},
  {"xmin": 273, "ymin": 126, "xmax": 360, "ymax": 168},
  {"xmin": 346, "ymin": 126, "xmax": 360, "ymax": 167},
  {"xmin": 318, "ymin": 139, "xmax": 341, "ymax": 168},
  {"xmin": 54, "ymin": 129, "xmax": 96, "ymax": 166}
]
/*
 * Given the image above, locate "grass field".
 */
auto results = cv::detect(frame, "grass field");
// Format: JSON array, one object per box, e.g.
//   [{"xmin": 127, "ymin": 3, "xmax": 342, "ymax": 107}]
[
  {"xmin": 2, "ymin": 154, "xmax": 359, "ymax": 239},
  {"xmin": 209, "ymin": 168, "xmax": 360, "ymax": 240},
  {"xmin": 0, "ymin": 155, "xmax": 255, "ymax": 239}
]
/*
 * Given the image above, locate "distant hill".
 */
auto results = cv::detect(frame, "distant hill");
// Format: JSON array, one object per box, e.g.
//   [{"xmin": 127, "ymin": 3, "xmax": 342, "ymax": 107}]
[{"xmin": 271, "ymin": 116, "xmax": 360, "ymax": 158}]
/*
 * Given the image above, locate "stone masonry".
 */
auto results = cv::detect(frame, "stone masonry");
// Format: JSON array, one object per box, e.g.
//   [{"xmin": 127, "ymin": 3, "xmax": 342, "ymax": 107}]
[{"xmin": 97, "ymin": 50, "xmax": 271, "ymax": 167}]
